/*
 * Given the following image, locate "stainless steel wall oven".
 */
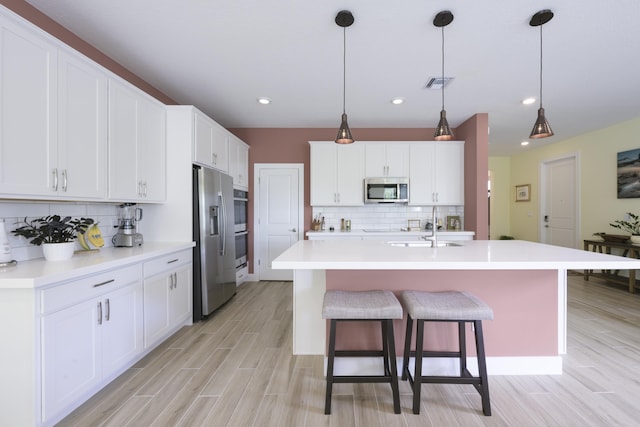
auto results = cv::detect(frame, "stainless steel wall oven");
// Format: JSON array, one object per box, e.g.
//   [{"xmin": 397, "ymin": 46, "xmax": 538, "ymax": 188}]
[{"xmin": 233, "ymin": 189, "xmax": 248, "ymax": 272}]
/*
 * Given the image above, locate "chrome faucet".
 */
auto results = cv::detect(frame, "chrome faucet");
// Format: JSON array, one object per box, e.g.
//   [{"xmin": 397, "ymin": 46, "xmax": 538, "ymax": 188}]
[{"xmin": 421, "ymin": 206, "xmax": 438, "ymax": 247}]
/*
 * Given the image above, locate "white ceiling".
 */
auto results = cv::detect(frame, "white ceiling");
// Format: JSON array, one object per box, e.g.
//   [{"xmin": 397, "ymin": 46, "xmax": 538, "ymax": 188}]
[{"xmin": 23, "ymin": 0, "xmax": 640, "ymax": 156}]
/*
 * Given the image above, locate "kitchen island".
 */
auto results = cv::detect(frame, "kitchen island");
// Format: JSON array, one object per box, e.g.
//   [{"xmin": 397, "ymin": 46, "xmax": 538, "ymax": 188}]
[{"xmin": 272, "ymin": 239, "xmax": 640, "ymax": 375}]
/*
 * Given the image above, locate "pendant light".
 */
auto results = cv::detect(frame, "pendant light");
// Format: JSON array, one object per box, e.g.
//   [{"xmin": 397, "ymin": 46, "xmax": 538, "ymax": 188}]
[
  {"xmin": 529, "ymin": 9, "xmax": 554, "ymax": 139},
  {"xmin": 433, "ymin": 10, "xmax": 454, "ymax": 141},
  {"xmin": 335, "ymin": 10, "xmax": 354, "ymax": 144}
]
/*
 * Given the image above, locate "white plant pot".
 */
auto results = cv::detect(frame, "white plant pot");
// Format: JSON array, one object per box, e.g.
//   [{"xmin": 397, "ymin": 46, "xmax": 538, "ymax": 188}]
[
  {"xmin": 631, "ymin": 235, "xmax": 640, "ymax": 245},
  {"xmin": 42, "ymin": 241, "xmax": 76, "ymax": 261}
]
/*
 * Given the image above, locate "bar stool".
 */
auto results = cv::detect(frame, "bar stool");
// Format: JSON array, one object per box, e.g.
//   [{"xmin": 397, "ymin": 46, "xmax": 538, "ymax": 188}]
[
  {"xmin": 400, "ymin": 290, "xmax": 493, "ymax": 415},
  {"xmin": 322, "ymin": 290, "xmax": 403, "ymax": 414}
]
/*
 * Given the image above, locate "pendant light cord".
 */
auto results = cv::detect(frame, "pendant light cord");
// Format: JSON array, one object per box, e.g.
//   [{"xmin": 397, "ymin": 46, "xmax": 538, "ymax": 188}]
[
  {"xmin": 441, "ymin": 26, "xmax": 445, "ymax": 110},
  {"xmin": 342, "ymin": 26, "xmax": 347, "ymax": 114},
  {"xmin": 539, "ymin": 24, "xmax": 543, "ymax": 108}
]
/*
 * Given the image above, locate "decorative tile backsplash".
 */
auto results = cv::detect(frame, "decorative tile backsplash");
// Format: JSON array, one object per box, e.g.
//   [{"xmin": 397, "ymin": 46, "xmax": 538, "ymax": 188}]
[
  {"xmin": 312, "ymin": 204, "xmax": 464, "ymax": 231},
  {"xmin": 0, "ymin": 201, "xmax": 121, "ymax": 262}
]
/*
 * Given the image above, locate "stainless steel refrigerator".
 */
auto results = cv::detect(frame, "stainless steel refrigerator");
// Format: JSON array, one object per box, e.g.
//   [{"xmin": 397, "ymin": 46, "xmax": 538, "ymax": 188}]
[{"xmin": 192, "ymin": 165, "xmax": 236, "ymax": 320}]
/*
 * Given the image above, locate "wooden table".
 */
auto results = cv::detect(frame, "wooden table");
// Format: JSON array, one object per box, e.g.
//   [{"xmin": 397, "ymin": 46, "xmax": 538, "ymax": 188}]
[{"xmin": 583, "ymin": 239, "xmax": 639, "ymax": 293}]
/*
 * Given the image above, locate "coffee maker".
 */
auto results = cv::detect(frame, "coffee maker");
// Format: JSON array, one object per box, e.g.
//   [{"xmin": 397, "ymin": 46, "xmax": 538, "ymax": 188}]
[{"xmin": 113, "ymin": 203, "xmax": 144, "ymax": 247}]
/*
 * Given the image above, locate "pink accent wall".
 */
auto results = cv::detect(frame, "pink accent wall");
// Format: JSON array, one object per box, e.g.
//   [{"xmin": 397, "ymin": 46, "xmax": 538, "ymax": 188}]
[
  {"xmin": 231, "ymin": 125, "xmax": 489, "ymax": 273},
  {"xmin": 457, "ymin": 113, "xmax": 489, "ymax": 239},
  {"xmin": 326, "ymin": 269, "xmax": 558, "ymax": 357},
  {"xmin": 0, "ymin": 0, "xmax": 176, "ymax": 105}
]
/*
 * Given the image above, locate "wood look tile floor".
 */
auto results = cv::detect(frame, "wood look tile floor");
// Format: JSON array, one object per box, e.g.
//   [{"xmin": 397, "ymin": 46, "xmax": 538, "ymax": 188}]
[{"xmin": 58, "ymin": 273, "xmax": 640, "ymax": 427}]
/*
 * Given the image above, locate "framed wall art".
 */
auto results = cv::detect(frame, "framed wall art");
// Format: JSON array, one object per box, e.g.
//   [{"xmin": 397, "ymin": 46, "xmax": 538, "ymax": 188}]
[
  {"xmin": 515, "ymin": 184, "xmax": 530, "ymax": 202},
  {"xmin": 617, "ymin": 148, "xmax": 640, "ymax": 198}
]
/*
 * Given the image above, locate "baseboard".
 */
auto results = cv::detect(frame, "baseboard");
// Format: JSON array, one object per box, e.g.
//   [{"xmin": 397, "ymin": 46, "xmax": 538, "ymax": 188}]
[{"xmin": 326, "ymin": 355, "xmax": 563, "ymax": 376}]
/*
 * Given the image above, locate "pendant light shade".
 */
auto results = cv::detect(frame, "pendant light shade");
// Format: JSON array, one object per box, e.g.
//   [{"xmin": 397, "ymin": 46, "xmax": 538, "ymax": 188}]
[
  {"xmin": 433, "ymin": 11, "xmax": 454, "ymax": 141},
  {"xmin": 335, "ymin": 10, "xmax": 355, "ymax": 144},
  {"xmin": 529, "ymin": 9, "xmax": 554, "ymax": 139}
]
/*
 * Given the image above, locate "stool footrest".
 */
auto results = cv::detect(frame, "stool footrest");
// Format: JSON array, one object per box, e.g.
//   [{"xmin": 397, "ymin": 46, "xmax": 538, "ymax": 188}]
[
  {"xmin": 407, "ymin": 350, "xmax": 461, "ymax": 358},
  {"xmin": 334, "ymin": 350, "xmax": 385, "ymax": 357},
  {"xmin": 332, "ymin": 375, "xmax": 396, "ymax": 384}
]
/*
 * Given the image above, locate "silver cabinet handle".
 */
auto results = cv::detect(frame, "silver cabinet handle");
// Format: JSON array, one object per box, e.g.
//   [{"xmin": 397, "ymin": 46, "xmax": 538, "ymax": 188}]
[
  {"xmin": 93, "ymin": 279, "xmax": 115, "ymax": 288},
  {"xmin": 167, "ymin": 258, "xmax": 179, "ymax": 264},
  {"xmin": 105, "ymin": 298, "xmax": 110, "ymax": 321},
  {"xmin": 289, "ymin": 228, "xmax": 297, "ymax": 232},
  {"xmin": 173, "ymin": 272, "xmax": 177, "ymax": 289},
  {"xmin": 52, "ymin": 168, "xmax": 58, "ymax": 191},
  {"xmin": 97, "ymin": 301, "xmax": 102, "ymax": 325},
  {"xmin": 62, "ymin": 169, "xmax": 68, "ymax": 192}
]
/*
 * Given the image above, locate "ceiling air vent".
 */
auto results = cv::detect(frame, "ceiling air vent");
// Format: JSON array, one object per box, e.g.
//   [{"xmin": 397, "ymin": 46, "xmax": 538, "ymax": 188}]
[{"xmin": 425, "ymin": 77, "xmax": 454, "ymax": 90}]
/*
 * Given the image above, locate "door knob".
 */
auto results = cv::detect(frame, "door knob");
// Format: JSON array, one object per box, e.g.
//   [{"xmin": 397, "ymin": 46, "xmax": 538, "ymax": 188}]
[{"xmin": 289, "ymin": 228, "xmax": 297, "ymax": 232}]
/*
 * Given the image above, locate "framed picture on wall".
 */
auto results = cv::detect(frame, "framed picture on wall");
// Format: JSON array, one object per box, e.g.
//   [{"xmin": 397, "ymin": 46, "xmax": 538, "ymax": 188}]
[
  {"xmin": 617, "ymin": 148, "xmax": 640, "ymax": 198},
  {"xmin": 515, "ymin": 184, "xmax": 530, "ymax": 202}
]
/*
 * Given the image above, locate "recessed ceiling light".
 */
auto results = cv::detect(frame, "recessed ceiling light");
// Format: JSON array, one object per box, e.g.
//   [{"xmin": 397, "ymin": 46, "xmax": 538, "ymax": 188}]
[
  {"xmin": 521, "ymin": 141, "xmax": 530, "ymax": 146},
  {"xmin": 257, "ymin": 97, "xmax": 271, "ymax": 105},
  {"xmin": 522, "ymin": 97, "xmax": 536, "ymax": 105},
  {"xmin": 391, "ymin": 98, "xmax": 404, "ymax": 105}
]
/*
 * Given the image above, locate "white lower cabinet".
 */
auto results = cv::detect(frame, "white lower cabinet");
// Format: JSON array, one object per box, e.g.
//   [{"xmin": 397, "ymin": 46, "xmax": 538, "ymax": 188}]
[
  {"xmin": 40, "ymin": 264, "xmax": 143, "ymax": 424},
  {"xmin": 143, "ymin": 250, "xmax": 193, "ymax": 349}
]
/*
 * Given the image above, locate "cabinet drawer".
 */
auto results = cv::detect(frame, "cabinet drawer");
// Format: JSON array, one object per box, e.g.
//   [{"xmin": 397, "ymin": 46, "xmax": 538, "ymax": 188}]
[
  {"xmin": 143, "ymin": 249, "xmax": 192, "ymax": 278},
  {"xmin": 40, "ymin": 264, "xmax": 142, "ymax": 315}
]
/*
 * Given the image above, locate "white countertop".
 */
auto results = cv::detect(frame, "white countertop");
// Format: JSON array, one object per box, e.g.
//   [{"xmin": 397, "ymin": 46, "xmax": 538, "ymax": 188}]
[
  {"xmin": 272, "ymin": 239, "xmax": 640, "ymax": 270},
  {"xmin": 306, "ymin": 229, "xmax": 474, "ymax": 237},
  {"xmin": 0, "ymin": 241, "xmax": 195, "ymax": 289}
]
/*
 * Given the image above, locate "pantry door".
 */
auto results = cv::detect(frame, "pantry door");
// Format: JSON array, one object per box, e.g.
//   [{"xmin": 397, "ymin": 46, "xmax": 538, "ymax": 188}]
[{"xmin": 254, "ymin": 164, "xmax": 303, "ymax": 281}]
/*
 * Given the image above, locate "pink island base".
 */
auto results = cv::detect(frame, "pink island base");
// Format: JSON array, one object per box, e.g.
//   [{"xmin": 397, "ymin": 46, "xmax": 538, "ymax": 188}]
[{"xmin": 325, "ymin": 269, "xmax": 559, "ymax": 358}]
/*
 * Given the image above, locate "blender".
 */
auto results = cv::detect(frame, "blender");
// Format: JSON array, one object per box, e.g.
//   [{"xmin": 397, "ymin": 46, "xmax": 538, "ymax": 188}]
[{"xmin": 113, "ymin": 203, "xmax": 144, "ymax": 247}]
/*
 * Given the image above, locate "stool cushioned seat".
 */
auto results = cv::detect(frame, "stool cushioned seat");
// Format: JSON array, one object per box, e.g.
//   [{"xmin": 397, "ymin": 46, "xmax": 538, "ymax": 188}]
[
  {"xmin": 400, "ymin": 290, "xmax": 494, "ymax": 321},
  {"xmin": 323, "ymin": 290, "xmax": 403, "ymax": 319}
]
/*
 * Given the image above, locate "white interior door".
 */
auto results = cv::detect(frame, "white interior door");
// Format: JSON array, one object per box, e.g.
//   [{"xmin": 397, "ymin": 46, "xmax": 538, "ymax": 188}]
[
  {"xmin": 541, "ymin": 155, "xmax": 579, "ymax": 248},
  {"xmin": 255, "ymin": 164, "xmax": 303, "ymax": 280}
]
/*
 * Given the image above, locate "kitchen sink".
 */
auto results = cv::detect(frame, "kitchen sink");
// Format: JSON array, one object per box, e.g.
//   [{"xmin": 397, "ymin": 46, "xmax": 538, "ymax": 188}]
[{"xmin": 388, "ymin": 241, "xmax": 462, "ymax": 247}]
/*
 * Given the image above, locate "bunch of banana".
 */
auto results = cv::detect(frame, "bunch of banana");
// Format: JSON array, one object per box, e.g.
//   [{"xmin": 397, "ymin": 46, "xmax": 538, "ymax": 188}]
[{"xmin": 78, "ymin": 223, "xmax": 105, "ymax": 250}]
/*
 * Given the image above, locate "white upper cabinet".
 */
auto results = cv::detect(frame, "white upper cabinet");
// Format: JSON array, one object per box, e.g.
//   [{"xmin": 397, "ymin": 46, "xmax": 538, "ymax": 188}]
[
  {"xmin": 57, "ymin": 49, "xmax": 108, "ymax": 199},
  {"xmin": 409, "ymin": 141, "xmax": 464, "ymax": 205},
  {"xmin": 364, "ymin": 142, "xmax": 410, "ymax": 177},
  {"xmin": 194, "ymin": 109, "xmax": 229, "ymax": 173},
  {"xmin": 0, "ymin": 14, "xmax": 58, "ymax": 197},
  {"xmin": 108, "ymin": 78, "xmax": 166, "ymax": 202},
  {"xmin": 229, "ymin": 133, "xmax": 249, "ymax": 190},
  {"xmin": 310, "ymin": 141, "xmax": 364, "ymax": 206}
]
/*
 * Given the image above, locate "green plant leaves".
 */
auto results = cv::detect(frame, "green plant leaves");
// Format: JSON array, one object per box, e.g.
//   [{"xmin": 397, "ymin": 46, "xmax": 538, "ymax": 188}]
[{"xmin": 12, "ymin": 215, "xmax": 94, "ymax": 245}]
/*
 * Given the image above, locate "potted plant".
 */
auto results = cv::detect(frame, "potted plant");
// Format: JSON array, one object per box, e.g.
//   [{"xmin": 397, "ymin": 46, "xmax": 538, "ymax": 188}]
[
  {"xmin": 12, "ymin": 215, "xmax": 94, "ymax": 261},
  {"xmin": 609, "ymin": 212, "xmax": 640, "ymax": 243}
]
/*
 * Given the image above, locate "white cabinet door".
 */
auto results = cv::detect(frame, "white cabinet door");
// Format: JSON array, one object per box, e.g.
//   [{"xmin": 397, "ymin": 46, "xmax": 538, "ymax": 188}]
[
  {"xmin": 101, "ymin": 281, "xmax": 144, "ymax": 376},
  {"xmin": 108, "ymin": 79, "xmax": 139, "ymax": 200},
  {"xmin": 108, "ymin": 78, "xmax": 166, "ymax": 202},
  {"xmin": 409, "ymin": 142, "xmax": 464, "ymax": 205},
  {"xmin": 143, "ymin": 251, "xmax": 192, "ymax": 349},
  {"xmin": 137, "ymin": 94, "xmax": 166, "ymax": 202},
  {"xmin": 364, "ymin": 143, "xmax": 387, "ymax": 177},
  {"xmin": 169, "ymin": 265, "xmax": 192, "ymax": 327},
  {"xmin": 57, "ymin": 49, "xmax": 107, "ymax": 199},
  {"xmin": 42, "ymin": 298, "xmax": 101, "ymax": 421},
  {"xmin": 385, "ymin": 143, "xmax": 410, "ymax": 177},
  {"xmin": 310, "ymin": 143, "xmax": 338, "ymax": 205},
  {"xmin": 336, "ymin": 144, "xmax": 364, "ymax": 205},
  {"xmin": 434, "ymin": 142, "xmax": 464, "ymax": 205},
  {"xmin": 194, "ymin": 110, "xmax": 229, "ymax": 173},
  {"xmin": 229, "ymin": 134, "xmax": 249, "ymax": 190},
  {"xmin": 0, "ymin": 16, "xmax": 57, "ymax": 196},
  {"xmin": 310, "ymin": 142, "xmax": 364, "ymax": 206}
]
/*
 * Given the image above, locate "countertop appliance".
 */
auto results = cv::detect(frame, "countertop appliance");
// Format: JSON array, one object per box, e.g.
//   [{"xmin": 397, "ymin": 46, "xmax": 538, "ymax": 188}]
[
  {"xmin": 113, "ymin": 203, "xmax": 143, "ymax": 247},
  {"xmin": 364, "ymin": 177, "xmax": 409, "ymax": 204},
  {"xmin": 192, "ymin": 165, "xmax": 236, "ymax": 320}
]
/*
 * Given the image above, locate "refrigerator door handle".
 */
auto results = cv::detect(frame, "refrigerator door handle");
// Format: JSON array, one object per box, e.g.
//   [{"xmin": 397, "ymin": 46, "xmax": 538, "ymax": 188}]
[{"xmin": 219, "ymin": 192, "xmax": 226, "ymax": 255}]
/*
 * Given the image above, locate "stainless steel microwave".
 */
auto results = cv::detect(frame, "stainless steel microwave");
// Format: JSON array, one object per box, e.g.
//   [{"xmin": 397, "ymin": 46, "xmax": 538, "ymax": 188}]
[{"xmin": 364, "ymin": 177, "xmax": 409, "ymax": 203}]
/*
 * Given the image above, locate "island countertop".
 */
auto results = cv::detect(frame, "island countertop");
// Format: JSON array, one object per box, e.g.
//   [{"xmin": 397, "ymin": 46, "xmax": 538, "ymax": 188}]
[{"xmin": 273, "ymin": 239, "xmax": 640, "ymax": 270}]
